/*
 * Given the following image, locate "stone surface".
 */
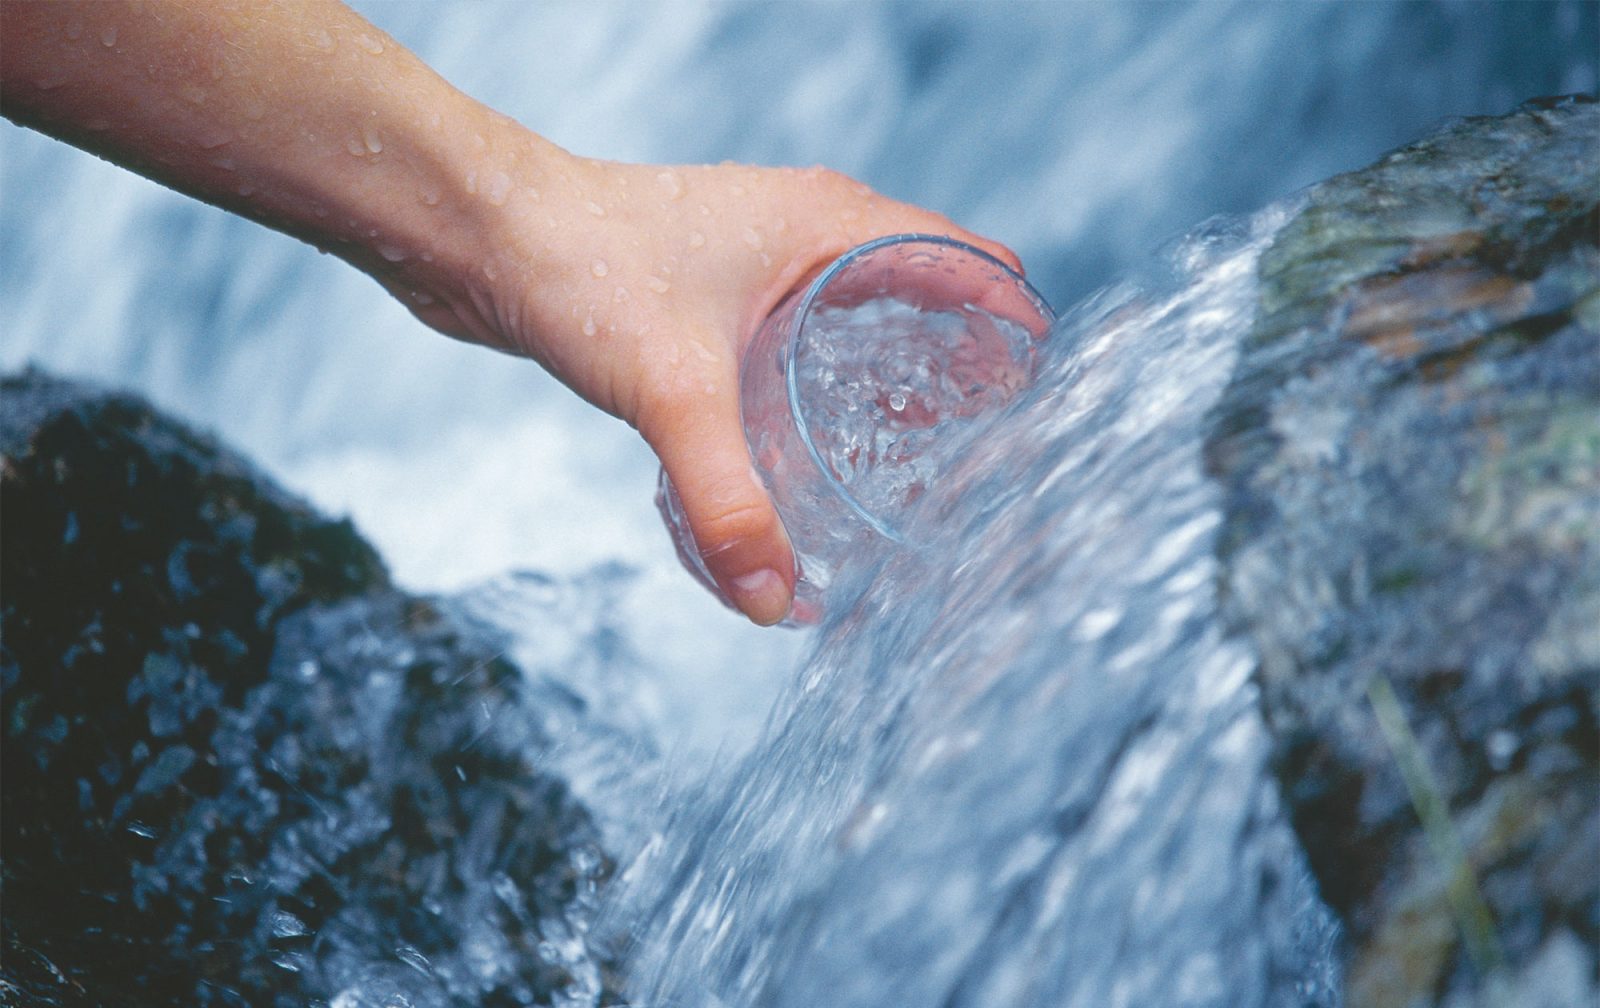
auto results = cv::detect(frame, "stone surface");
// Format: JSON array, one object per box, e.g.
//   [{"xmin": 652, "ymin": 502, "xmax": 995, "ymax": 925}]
[
  {"xmin": 1206, "ymin": 96, "xmax": 1599, "ymax": 1007},
  {"xmin": 1, "ymin": 371, "xmax": 620, "ymax": 1006}
]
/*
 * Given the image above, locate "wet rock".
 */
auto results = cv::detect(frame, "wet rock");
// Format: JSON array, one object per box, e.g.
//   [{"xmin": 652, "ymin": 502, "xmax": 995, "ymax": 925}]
[
  {"xmin": 1, "ymin": 371, "xmax": 620, "ymax": 1006},
  {"xmin": 1206, "ymin": 97, "xmax": 1599, "ymax": 1007}
]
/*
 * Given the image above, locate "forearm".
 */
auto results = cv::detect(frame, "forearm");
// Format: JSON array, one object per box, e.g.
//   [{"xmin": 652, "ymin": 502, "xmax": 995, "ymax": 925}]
[{"xmin": 0, "ymin": 0, "xmax": 557, "ymax": 342}]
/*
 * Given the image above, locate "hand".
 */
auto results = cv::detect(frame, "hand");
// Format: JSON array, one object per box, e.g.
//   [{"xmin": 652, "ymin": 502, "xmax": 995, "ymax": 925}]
[
  {"xmin": 399, "ymin": 149, "xmax": 1021, "ymax": 625},
  {"xmin": 0, "ymin": 0, "xmax": 1021, "ymax": 626}
]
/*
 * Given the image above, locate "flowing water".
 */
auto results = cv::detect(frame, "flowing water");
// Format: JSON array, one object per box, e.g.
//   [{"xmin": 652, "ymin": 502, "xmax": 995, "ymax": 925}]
[
  {"xmin": 3, "ymin": 3, "xmax": 1596, "ymax": 1005},
  {"xmin": 611, "ymin": 206, "xmax": 1344, "ymax": 1008}
]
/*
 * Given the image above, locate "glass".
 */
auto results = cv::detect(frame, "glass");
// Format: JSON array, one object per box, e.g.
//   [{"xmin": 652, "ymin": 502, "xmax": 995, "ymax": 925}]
[{"xmin": 657, "ymin": 233, "xmax": 1055, "ymax": 625}]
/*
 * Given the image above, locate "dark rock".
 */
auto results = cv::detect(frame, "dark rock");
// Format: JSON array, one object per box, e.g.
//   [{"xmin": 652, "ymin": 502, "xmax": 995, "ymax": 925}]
[
  {"xmin": 1206, "ymin": 97, "xmax": 1599, "ymax": 1007},
  {"xmin": 1, "ymin": 371, "xmax": 620, "ymax": 1006}
]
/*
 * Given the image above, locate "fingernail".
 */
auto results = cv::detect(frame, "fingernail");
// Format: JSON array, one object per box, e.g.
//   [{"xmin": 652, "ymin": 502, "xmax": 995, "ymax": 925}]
[{"xmin": 729, "ymin": 568, "xmax": 791, "ymax": 626}]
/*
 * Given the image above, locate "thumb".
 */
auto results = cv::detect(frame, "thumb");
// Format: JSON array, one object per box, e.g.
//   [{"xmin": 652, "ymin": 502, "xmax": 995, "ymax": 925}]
[{"xmin": 646, "ymin": 399, "xmax": 796, "ymax": 626}]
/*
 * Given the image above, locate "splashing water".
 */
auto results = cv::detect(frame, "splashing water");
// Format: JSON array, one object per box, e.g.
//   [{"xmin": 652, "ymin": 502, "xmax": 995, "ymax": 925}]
[{"xmin": 609, "ymin": 202, "xmax": 1342, "ymax": 1007}]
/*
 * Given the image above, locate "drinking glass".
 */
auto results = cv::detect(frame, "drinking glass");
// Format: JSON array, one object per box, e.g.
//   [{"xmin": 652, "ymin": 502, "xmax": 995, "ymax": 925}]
[{"xmin": 657, "ymin": 233, "xmax": 1055, "ymax": 625}]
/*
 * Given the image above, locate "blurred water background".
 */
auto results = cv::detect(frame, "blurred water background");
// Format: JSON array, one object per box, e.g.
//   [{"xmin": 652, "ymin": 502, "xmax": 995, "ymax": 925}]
[
  {"xmin": 3, "ymin": 8, "xmax": 1597, "ymax": 1002},
  {"xmin": 3, "ymin": 0, "xmax": 1592, "ymax": 755}
]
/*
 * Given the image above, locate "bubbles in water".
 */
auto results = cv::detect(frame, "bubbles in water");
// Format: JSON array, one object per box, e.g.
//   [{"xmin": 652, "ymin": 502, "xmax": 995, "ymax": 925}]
[
  {"xmin": 793, "ymin": 296, "xmax": 1032, "ymax": 515},
  {"xmin": 395, "ymin": 946, "xmax": 431, "ymax": 975},
  {"xmin": 271, "ymin": 910, "xmax": 309, "ymax": 939}
]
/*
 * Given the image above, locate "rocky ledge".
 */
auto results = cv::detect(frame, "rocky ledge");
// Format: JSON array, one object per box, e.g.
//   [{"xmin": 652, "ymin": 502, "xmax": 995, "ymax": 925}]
[
  {"xmin": 1, "ymin": 370, "xmax": 622, "ymax": 1006},
  {"xmin": 1206, "ymin": 96, "xmax": 1598, "ymax": 1007}
]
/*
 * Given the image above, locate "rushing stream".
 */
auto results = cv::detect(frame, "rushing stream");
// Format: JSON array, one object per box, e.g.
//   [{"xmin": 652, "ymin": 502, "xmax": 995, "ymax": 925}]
[
  {"xmin": 610, "ymin": 205, "xmax": 1344, "ymax": 1008},
  {"xmin": 3, "ymin": 4, "xmax": 1596, "ymax": 1006}
]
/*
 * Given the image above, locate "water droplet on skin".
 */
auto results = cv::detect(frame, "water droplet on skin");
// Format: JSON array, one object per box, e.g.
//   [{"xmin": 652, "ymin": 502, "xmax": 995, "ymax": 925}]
[
  {"xmin": 180, "ymin": 85, "xmax": 207, "ymax": 105},
  {"xmin": 697, "ymin": 204, "xmax": 712, "ymax": 217},
  {"xmin": 464, "ymin": 171, "xmax": 477, "ymax": 194},
  {"xmin": 362, "ymin": 127, "xmax": 383, "ymax": 154},
  {"xmin": 483, "ymin": 171, "xmax": 511, "ymax": 205},
  {"xmin": 590, "ymin": 259, "xmax": 609, "ymax": 278},
  {"xmin": 418, "ymin": 186, "xmax": 441, "ymax": 206},
  {"xmin": 687, "ymin": 231, "xmax": 705, "ymax": 249},
  {"xmin": 585, "ymin": 201, "xmax": 605, "ymax": 217},
  {"xmin": 356, "ymin": 33, "xmax": 384, "ymax": 54},
  {"xmin": 309, "ymin": 28, "xmax": 335, "ymax": 52},
  {"xmin": 313, "ymin": 204, "xmax": 329, "ymax": 218},
  {"xmin": 613, "ymin": 286, "xmax": 629, "ymax": 303},
  {"xmin": 742, "ymin": 227, "xmax": 763, "ymax": 250},
  {"xmin": 482, "ymin": 263, "xmax": 498, "ymax": 282},
  {"xmin": 379, "ymin": 244, "xmax": 406, "ymax": 263},
  {"xmin": 646, "ymin": 276, "xmax": 671, "ymax": 294},
  {"xmin": 100, "ymin": 25, "xmax": 118, "ymax": 47},
  {"xmin": 419, "ymin": 251, "xmax": 434, "ymax": 263},
  {"xmin": 196, "ymin": 130, "xmax": 231, "ymax": 150},
  {"xmin": 581, "ymin": 317, "xmax": 597, "ymax": 337},
  {"xmin": 774, "ymin": 217, "xmax": 788, "ymax": 233},
  {"xmin": 411, "ymin": 290, "xmax": 434, "ymax": 306},
  {"xmin": 346, "ymin": 136, "xmax": 367, "ymax": 157},
  {"xmin": 367, "ymin": 228, "xmax": 379, "ymax": 239},
  {"xmin": 210, "ymin": 156, "xmax": 235, "ymax": 170},
  {"xmin": 236, "ymin": 182, "xmax": 256, "ymax": 197},
  {"xmin": 656, "ymin": 169, "xmax": 685, "ymax": 199}
]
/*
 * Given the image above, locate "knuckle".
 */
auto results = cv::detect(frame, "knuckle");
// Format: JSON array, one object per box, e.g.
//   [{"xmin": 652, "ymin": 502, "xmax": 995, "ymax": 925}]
[{"xmin": 693, "ymin": 501, "xmax": 775, "ymax": 556}]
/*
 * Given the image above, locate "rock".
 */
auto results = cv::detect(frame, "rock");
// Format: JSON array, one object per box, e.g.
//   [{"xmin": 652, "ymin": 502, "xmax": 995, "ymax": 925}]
[
  {"xmin": 1205, "ymin": 97, "xmax": 1599, "ymax": 1007},
  {"xmin": 1, "ymin": 371, "xmax": 620, "ymax": 1006}
]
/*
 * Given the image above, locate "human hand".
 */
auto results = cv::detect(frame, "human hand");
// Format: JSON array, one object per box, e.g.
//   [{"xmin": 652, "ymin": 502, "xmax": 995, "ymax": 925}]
[
  {"xmin": 397, "ymin": 150, "xmax": 1022, "ymax": 625},
  {"xmin": 0, "ymin": 0, "xmax": 1020, "ymax": 625}
]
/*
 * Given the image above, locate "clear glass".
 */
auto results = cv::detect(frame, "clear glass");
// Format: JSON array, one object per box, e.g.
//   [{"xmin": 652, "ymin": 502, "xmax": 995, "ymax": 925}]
[{"xmin": 657, "ymin": 234, "xmax": 1055, "ymax": 625}]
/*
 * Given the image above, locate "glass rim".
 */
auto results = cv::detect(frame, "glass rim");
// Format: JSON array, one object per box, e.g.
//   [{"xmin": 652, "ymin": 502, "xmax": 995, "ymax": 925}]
[{"xmin": 780, "ymin": 232, "xmax": 1056, "ymax": 542}]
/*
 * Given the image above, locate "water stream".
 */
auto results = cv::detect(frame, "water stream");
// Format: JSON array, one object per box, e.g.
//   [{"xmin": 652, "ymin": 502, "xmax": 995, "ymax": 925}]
[
  {"xmin": 3, "ymin": 4, "xmax": 1594, "ymax": 1005},
  {"xmin": 606, "ymin": 205, "xmax": 1343, "ymax": 1008}
]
